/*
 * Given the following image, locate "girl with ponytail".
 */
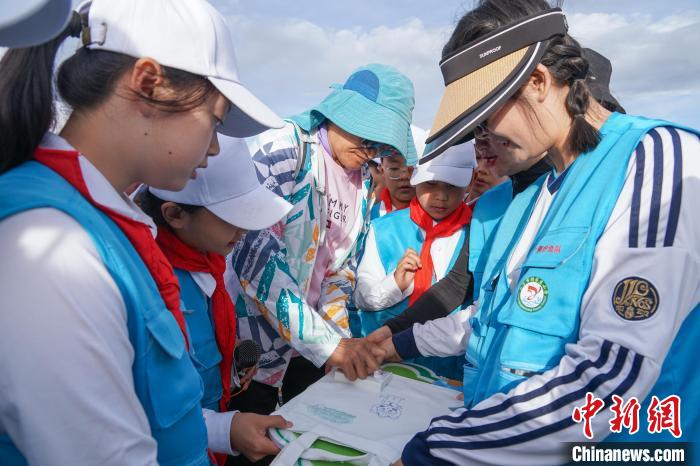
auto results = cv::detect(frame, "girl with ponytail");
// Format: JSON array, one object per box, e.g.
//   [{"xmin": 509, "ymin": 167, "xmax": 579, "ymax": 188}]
[
  {"xmin": 374, "ymin": 1, "xmax": 700, "ymax": 464},
  {"xmin": 0, "ymin": 1, "xmax": 290, "ymax": 464}
]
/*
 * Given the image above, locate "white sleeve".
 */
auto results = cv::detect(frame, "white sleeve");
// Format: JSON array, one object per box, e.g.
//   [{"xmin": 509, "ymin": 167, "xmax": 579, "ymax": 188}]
[
  {"xmin": 0, "ymin": 209, "xmax": 157, "ymax": 465},
  {"xmin": 353, "ymin": 225, "xmax": 412, "ymax": 310},
  {"xmin": 203, "ymin": 409, "xmax": 238, "ymax": 455},
  {"xmin": 405, "ymin": 128, "xmax": 700, "ymax": 465},
  {"xmin": 411, "ymin": 306, "xmax": 474, "ymax": 357}
]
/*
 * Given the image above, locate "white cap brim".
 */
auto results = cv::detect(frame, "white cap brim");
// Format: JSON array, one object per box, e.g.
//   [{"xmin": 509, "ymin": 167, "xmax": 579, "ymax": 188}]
[
  {"xmin": 208, "ymin": 77, "xmax": 284, "ymax": 138},
  {"xmin": 410, "ymin": 166, "xmax": 473, "ymax": 189},
  {"xmin": 205, "ymin": 183, "xmax": 292, "ymax": 231},
  {"xmin": 0, "ymin": 0, "xmax": 72, "ymax": 47}
]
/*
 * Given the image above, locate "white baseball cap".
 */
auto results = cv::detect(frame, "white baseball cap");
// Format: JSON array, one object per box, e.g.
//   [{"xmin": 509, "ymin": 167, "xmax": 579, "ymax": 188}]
[
  {"xmin": 149, "ymin": 136, "xmax": 292, "ymax": 230},
  {"xmin": 78, "ymin": 0, "xmax": 283, "ymax": 138},
  {"xmin": 410, "ymin": 142, "xmax": 476, "ymax": 188},
  {"xmin": 0, "ymin": 0, "xmax": 72, "ymax": 47}
]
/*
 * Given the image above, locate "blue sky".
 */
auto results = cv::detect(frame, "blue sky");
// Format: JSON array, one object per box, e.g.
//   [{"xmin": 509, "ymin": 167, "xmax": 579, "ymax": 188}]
[{"xmin": 212, "ymin": 0, "xmax": 700, "ymax": 132}]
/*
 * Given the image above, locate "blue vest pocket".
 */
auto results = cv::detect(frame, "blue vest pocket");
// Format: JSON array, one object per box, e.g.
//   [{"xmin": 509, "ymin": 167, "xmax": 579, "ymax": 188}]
[
  {"xmin": 188, "ymin": 333, "xmax": 223, "ymax": 412},
  {"xmin": 497, "ymin": 227, "xmax": 588, "ymax": 374},
  {"xmin": 144, "ymin": 308, "xmax": 204, "ymax": 428}
]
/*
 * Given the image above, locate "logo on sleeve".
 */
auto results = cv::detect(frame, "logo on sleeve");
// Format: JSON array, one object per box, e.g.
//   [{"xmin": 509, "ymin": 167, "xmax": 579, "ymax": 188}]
[
  {"xmin": 612, "ymin": 277, "xmax": 659, "ymax": 321},
  {"xmin": 517, "ymin": 277, "xmax": 549, "ymax": 312}
]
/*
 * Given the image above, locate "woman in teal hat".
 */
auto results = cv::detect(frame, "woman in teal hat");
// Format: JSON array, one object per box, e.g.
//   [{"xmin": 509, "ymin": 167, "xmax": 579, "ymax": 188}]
[{"xmin": 225, "ymin": 63, "xmax": 416, "ymax": 456}]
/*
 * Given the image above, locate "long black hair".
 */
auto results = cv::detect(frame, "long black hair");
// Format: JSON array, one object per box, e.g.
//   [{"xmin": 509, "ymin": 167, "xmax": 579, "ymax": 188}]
[
  {"xmin": 0, "ymin": 11, "xmax": 216, "ymax": 175},
  {"xmin": 445, "ymin": 0, "xmax": 600, "ymax": 155}
]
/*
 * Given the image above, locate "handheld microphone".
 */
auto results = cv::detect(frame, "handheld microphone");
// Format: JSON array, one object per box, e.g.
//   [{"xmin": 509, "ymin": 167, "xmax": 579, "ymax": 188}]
[{"xmin": 232, "ymin": 340, "xmax": 261, "ymax": 387}]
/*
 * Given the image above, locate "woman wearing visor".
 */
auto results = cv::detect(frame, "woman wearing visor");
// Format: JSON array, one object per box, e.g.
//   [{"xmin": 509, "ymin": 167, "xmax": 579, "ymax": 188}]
[{"xmin": 381, "ymin": 0, "xmax": 700, "ymax": 464}]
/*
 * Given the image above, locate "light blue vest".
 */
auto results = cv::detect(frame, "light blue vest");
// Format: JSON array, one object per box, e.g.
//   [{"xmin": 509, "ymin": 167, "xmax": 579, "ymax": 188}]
[
  {"xmin": 175, "ymin": 269, "xmax": 224, "ymax": 412},
  {"xmin": 0, "ymin": 162, "xmax": 209, "ymax": 466},
  {"xmin": 468, "ymin": 179, "xmax": 513, "ymax": 301},
  {"xmin": 462, "ymin": 113, "xmax": 699, "ymax": 442},
  {"xmin": 356, "ymin": 208, "xmax": 466, "ymax": 379}
]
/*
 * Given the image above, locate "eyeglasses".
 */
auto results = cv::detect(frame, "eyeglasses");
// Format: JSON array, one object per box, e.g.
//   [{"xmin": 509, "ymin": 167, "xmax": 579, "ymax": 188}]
[
  {"xmin": 361, "ymin": 140, "xmax": 400, "ymax": 159},
  {"xmin": 473, "ymin": 122, "xmax": 511, "ymax": 148},
  {"xmin": 384, "ymin": 166, "xmax": 413, "ymax": 180},
  {"xmin": 473, "ymin": 123, "xmax": 489, "ymax": 140}
]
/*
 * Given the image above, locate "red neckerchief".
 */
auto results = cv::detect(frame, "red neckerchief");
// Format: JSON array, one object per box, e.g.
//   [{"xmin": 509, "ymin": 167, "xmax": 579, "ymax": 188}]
[
  {"xmin": 34, "ymin": 147, "xmax": 189, "ymax": 348},
  {"xmin": 155, "ymin": 227, "xmax": 236, "ymax": 412},
  {"xmin": 380, "ymin": 188, "xmax": 394, "ymax": 213},
  {"xmin": 408, "ymin": 197, "xmax": 472, "ymax": 305}
]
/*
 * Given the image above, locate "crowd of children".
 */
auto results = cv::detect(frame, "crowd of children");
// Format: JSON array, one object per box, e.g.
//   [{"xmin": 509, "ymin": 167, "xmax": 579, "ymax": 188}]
[{"xmin": 0, "ymin": 0, "xmax": 698, "ymax": 465}]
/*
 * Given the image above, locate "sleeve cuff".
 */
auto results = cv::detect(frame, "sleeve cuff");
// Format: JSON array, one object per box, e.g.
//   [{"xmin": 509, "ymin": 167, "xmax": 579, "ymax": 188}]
[
  {"xmin": 202, "ymin": 409, "xmax": 238, "ymax": 455},
  {"xmin": 401, "ymin": 430, "xmax": 452, "ymax": 466},
  {"xmin": 306, "ymin": 336, "xmax": 342, "ymax": 367},
  {"xmin": 392, "ymin": 327, "xmax": 422, "ymax": 359},
  {"xmin": 381, "ymin": 273, "xmax": 409, "ymax": 307}
]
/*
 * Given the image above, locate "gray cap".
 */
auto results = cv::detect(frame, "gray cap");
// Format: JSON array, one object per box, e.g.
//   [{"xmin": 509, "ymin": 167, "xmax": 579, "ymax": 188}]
[{"xmin": 0, "ymin": 0, "xmax": 72, "ymax": 47}]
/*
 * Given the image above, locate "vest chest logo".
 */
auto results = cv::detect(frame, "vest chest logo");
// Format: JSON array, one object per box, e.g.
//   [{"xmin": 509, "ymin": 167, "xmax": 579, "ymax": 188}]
[
  {"xmin": 517, "ymin": 277, "xmax": 549, "ymax": 312},
  {"xmin": 612, "ymin": 276, "xmax": 659, "ymax": 321}
]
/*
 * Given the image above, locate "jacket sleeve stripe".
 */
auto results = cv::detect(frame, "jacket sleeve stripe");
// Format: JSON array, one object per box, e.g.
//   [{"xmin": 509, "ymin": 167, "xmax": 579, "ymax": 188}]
[
  {"xmin": 663, "ymin": 127, "xmax": 684, "ymax": 247},
  {"xmin": 429, "ymin": 340, "xmax": 613, "ymax": 426},
  {"xmin": 427, "ymin": 342, "xmax": 628, "ymax": 437},
  {"xmin": 646, "ymin": 129, "xmax": 665, "ymax": 247},
  {"xmin": 425, "ymin": 351, "xmax": 644, "ymax": 450},
  {"xmin": 629, "ymin": 143, "xmax": 646, "ymax": 248}
]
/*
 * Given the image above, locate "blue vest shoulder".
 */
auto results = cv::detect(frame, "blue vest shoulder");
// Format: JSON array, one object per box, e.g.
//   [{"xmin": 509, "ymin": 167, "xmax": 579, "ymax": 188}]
[{"xmin": 0, "ymin": 162, "xmax": 208, "ymax": 466}]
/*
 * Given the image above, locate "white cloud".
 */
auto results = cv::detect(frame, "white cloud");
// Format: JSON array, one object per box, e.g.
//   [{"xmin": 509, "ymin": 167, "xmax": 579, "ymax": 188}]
[
  {"xmin": 227, "ymin": 15, "xmax": 450, "ymax": 130},
  {"xmin": 567, "ymin": 10, "xmax": 700, "ymax": 125},
  {"xmin": 229, "ymin": 8, "xmax": 700, "ymax": 131}
]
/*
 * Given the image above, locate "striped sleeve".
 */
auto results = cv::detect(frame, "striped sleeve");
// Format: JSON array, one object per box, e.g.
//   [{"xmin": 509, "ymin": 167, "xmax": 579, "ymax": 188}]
[
  {"xmin": 402, "ymin": 127, "xmax": 700, "ymax": 465},
  {"xmin": 627, "ymin": 127, "xmax": 691, "ymax": 248}
]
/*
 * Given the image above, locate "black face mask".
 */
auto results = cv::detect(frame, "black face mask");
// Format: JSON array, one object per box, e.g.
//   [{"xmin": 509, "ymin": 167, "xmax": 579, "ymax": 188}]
[{"xmin": 510, "ymin": 158, "xmax": 551, "ymax": 196}]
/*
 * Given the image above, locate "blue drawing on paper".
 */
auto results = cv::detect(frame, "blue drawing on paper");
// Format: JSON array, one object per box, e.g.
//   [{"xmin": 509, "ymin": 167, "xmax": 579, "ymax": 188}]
[
  {"xmin": 307, "ymin": 404, "xmax": 356, "ymax": 424},
  {"xmin": 370, "ymin": 395, "xmax": 404, "ymax": 420}
]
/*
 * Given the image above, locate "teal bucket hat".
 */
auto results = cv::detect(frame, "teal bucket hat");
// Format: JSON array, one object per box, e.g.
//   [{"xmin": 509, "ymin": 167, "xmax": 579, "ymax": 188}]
[{"xmin": 289, "ymin": 63, "xmax": 418, "ymax": 166}]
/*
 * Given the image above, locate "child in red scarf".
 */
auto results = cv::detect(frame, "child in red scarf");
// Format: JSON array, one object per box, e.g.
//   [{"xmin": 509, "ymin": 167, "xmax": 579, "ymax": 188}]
[
  {"xmin": 353, "ymin": 143, "xmax": 476, "ymax": 378},
  {"xmin": 141, "ymin": 136, "xmax": 291, "ymax": 462}
]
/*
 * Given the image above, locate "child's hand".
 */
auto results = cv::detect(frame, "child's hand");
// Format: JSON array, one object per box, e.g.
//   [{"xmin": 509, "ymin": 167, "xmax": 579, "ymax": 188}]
[{"xmin": 393, "ymin": 248, "xmax": 421, "ymax": 292}]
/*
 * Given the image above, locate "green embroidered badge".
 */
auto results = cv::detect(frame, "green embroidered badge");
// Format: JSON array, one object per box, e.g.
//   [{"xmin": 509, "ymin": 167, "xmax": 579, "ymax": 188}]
[{"xmin": 517, "ymin": 276, "xmax": 549, "ymax": 312}]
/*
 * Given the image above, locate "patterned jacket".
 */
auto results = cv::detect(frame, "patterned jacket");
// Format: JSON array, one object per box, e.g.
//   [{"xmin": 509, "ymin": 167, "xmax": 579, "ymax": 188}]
[{"xmin": 228, "ymin": 121, "xmax": 373, "ymax": 386}]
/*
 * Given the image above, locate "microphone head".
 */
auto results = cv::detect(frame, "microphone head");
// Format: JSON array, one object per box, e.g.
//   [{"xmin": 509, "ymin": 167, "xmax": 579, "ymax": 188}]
[{"xmin": 234, "ymin": 339, "xmax": 261, "ymax": 370}]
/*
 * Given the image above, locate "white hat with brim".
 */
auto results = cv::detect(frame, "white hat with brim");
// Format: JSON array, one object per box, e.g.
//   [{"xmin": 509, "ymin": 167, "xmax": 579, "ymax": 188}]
[
  {"xmin": 149, "ymin": 136, "xmax": 292, "ymax": 231},
  {"xmin": 410, "ymin": 142, "xmax": 476, "ymax": 189},
  {"xmin": 80, "ymin": 0, "xmax": 283, "ymax": 138},
  {"xmin": 0, "ymin": 0, "xmax": 72, "ymax": 47}
]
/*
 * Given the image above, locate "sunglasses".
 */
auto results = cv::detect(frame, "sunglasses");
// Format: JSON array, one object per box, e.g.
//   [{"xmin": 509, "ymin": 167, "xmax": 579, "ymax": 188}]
[{"xmin": 361, "ymin": 140, "xmax": 400, "ymax": 158}]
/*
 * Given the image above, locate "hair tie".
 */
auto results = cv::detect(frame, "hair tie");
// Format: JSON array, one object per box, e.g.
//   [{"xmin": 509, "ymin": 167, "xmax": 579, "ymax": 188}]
[{"xmin": 67, "ymin": 11, "xmax": 83, "ymax": 39}]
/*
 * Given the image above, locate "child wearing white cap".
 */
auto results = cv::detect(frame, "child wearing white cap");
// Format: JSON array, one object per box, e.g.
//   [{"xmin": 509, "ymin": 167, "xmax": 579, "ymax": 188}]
[
  {"xmin": 354, "ymin": 143, "xmax": 476, "ymax": 378},
  {"xmin": 142, "ymin": 136, "xmax": 292, "ymax": 464},
  {"xmin": 0, "ymin": 0, "xmax": 287, "ymax": 464}
]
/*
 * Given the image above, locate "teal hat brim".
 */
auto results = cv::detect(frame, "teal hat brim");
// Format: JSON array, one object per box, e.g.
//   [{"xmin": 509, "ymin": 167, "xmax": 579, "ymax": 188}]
[{"xmin": 290, "ymin": 88, "xmax": 417, "ymax": 166}]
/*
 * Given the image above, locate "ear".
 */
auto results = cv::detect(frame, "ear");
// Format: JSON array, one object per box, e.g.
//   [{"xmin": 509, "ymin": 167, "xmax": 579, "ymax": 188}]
[
  {"xmin": 128, "ymin": 58, "xmax": 165, "ymax": 109},
  {"xmin": 160, "ymin": 202, "xmax": 189, "ymax": 230},
  {"xmin": 525, "ymin": 63, "xmax": 552, "ymax": 104}
]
